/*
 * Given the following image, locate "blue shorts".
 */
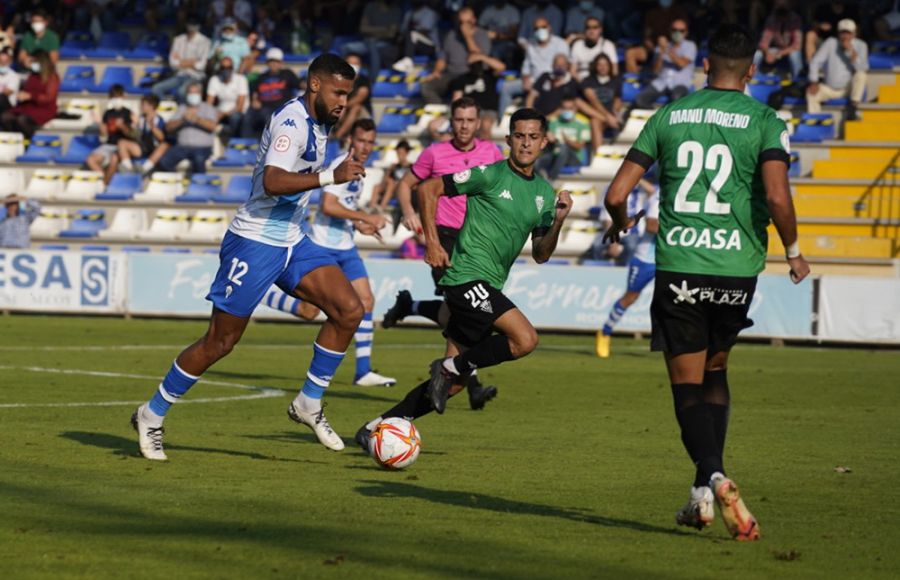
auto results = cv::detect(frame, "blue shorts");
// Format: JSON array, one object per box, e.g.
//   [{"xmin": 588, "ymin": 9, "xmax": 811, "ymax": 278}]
[
  {"xmin": 206, "ymin": 232, "xmax": 338, "ymax": 317},
  {"xmin": 308, "ymin": 242, "xmax": 368, "ymax": 282},
  {"xmin": 626, "ymin": 257, "xmax": 656, "ymax": 293}
]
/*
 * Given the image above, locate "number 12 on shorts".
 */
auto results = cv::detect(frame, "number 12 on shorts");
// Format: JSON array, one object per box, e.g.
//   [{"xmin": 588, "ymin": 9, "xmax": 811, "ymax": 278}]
[{"xmin": 228, "ymin": 258, "xmax": 249, "ymax": 286}]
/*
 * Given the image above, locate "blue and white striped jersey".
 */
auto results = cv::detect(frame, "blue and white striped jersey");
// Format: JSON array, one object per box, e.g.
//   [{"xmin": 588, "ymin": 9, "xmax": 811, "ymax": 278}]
[
  {"xmin": 305, "ymin": 153, "xmax": 363, "ymax": 250},
  {"xmin": 228, "ymin": 97, "xmax": 329, "ymax": 247}
]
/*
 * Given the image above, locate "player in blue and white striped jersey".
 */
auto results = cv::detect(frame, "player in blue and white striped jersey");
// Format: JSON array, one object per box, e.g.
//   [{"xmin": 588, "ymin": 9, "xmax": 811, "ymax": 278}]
[
  {"xmin": 132, "ymin": 54, "xmax": 367, "ymax": 460},
  {"xmin": 265, "ymin": 118, "xmax": 396, "ymax": 387},
  {"xmin": 596, "ymin": 178, "xmax": 659, "ymax": 358}
]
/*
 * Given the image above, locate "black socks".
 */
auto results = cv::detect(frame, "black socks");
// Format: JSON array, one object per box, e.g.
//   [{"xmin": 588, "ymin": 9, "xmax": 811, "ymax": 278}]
[
  {"xmin": 672, "ymin": 383, "xmax": 724, "ymax": 488},
  {"xmin": 413, "ymin": 300, "xmax": 443, "ymax": 325},
  {"xmin": 452, "ymin": 335, "xmax": 514, "ymax": 373}
]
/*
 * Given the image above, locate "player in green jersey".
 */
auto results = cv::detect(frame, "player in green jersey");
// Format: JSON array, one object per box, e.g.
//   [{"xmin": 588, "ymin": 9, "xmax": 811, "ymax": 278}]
[
  {"xmin": 603, "ymin": 24, "xmax": 810, "ymax": 541},
  {"xmin": 354, "ymin": 108, "xmax": 573, "ymax": 444}
]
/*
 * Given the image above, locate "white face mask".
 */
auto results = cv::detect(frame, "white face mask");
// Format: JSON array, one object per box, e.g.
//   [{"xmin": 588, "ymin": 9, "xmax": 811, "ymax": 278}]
[
  {"xmin": 0, "ymin": 66, "xmax": 9, "ymax": 75},
  {"xmin": 597, "ymin": 75, "xmax": 611, "ymax": 83},
  {"xmin": 350, "ymin": 64, "xmax": 360, "ymax": 75},
  {"xmin": 32, "ymin": 21, "xmax": 46, "ymax": 34},
  {"xmin": 108, "ymin": 98, "xmax": 124, "ymax": 109},
  {"xmin": 30, "ymin": 62, "xmax": 41, "ymax": 73},
  {"xmin": 534, "ymin": 28, "xmax": 550, "ymax": 43},
  {"xmin": 186, "ymin": 93, "xmax": 202, "ymax": 106}
]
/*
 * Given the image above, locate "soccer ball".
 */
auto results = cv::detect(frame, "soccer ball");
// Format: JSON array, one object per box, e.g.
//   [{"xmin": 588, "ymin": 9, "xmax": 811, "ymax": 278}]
[{"xmin": 368, "ymin": 417, "xmax": 421, "ymax": 469}]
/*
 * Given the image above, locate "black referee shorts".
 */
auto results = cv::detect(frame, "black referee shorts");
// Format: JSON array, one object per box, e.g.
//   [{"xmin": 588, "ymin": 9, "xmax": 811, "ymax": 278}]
[{"xmin": 650, "ymin": 270, "xmax": 757, "ymax": 357}]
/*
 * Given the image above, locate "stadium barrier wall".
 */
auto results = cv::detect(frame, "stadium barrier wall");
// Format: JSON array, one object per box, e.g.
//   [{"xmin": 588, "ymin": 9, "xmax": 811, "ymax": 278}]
[{"xmin": 3, "ymin": 250, "xmax": 896, "ymax": 344}]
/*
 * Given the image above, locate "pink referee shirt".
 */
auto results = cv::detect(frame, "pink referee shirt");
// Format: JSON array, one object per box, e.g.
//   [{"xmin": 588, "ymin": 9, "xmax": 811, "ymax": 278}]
[{"xmin": 410, "ymin": 138, "xmax": 505, "ymax": 230}]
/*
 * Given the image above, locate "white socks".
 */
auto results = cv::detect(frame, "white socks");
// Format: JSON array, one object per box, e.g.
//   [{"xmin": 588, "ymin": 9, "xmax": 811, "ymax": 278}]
[
  {"xmin": 141, "ymin": 160, "xmax": 155, "ymax": 172},
  {"xmin": 120, "ymin": 158, "xmax": 134, "ymax": 171},
  {"xmin": 294, "ymin": 392, "xmax": 322, "ymax": 414},
  {"xmin": 141, "ymin": 404, "xmax": 164, "ymax": 427},
  {"xmin": 442, "ymin": 357, "xmax": 460, "ymax": 375}
]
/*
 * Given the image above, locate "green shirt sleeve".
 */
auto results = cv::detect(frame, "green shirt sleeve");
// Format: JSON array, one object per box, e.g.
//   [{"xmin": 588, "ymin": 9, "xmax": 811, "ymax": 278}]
[
  {"xmin": 759, "ymin": 110, "xmax": 790, "ymax": 164},
  {"xmin": 442, "ymin": 163, "xmax": 491, "ymax": 197},
  {"xmin": 631, "ymin": 110, "xmax": 660, "ymax": 161}
]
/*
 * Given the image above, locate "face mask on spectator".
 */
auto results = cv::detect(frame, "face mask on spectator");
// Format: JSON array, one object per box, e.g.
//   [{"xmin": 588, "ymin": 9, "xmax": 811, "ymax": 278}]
[
  {"xmin": 219, "ymin": 68, "xmax": 233, "ymax": 80},
  {"xmin": 534, "ymin": 28, "xmax": 550, "ymax": 43},
  {"xmin": 186, "ymin": 93, "xmax": 202, "ymax": 106},
  {"xmin": 32, "ymin": 21, "xmax": 46, "ymax": 34},
  {"xmin": 0, "ymin": 66, "xmax": 8, "ymax": 74},
  {"xmin": 671, "ymin": 30, "xmax": 684, "ymax": 43},
  {"xmin": 108, "ymin": 98, "xmax": 125, "ymax": 109},
  {"xmin": 553, "ymin": 66, "xmax": 567, "ymax": 78},
  {"xmin": 187, "ymin": 24, "xmax": 200, "ymax": 34},
  {"xmin": 560, "ymin": 110, "xmax": 575, "ymax": 121},
  {"xmin": 350, "ymin": 64, "xmax": 360, "ymax": 75},
  {"xmin": 597, "ymin": 74, "xmax": 610, "ymax": 83},
  {"xmin": 30, "ymin": 62, "xmax": 41, "ymax": 73},
  {"xmin": 222, "ymin": 31, "xmax": 235, "ymax": 41}
]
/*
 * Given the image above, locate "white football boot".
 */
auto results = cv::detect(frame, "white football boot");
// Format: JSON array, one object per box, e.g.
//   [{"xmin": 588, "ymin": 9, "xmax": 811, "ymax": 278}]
[
  {"xmin": 287, "ymin": 402, "xmax": 345, "ymax": 451},
  {"xmin": 353, "ymin": 371, "xmax": 397, "ymax": 387},
  {"xmin": 675, "ymin": 485, "xmax": 715, "ymax": 530},
  {"xmin": 130, "ymin": 404, "xmax": 168, "ymax": 461}
]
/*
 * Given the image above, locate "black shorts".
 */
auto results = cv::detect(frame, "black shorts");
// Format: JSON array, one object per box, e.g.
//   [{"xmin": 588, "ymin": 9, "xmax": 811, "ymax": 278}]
[
  {"xmin": 430, "ymin": 226, "xmax": 459, "ymax": 294},
  {"xmin": 650, "ymin": 270, "xmax": 757, "ymax": 357},
  {"xmin": 440, "ymin": 280, "xmax": 516, "ymax": 347}
]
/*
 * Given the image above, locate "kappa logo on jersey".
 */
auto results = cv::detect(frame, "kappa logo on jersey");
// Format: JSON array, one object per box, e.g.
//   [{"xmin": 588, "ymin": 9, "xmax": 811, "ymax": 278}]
[
  {"xmin": 453, "ymin": 169, "xmax": 471, "ymax": 183},
  {"xmin": 477, "ymin": 164, "xmax": 487, "ymax": 172},
  {"xmin": 500, "ymin": 189, "xmax": 512, "ymax": 200},
  {"xmin": 535, "ymin": 196, "xmax": 544, "ymax": 213},
  {"xmin": 670, "ymin": 280, "xmax": 699, "ymax": 304},
  {"xmin": 281, "ymin": 118, "xmax": 297, "ymax": 128}
]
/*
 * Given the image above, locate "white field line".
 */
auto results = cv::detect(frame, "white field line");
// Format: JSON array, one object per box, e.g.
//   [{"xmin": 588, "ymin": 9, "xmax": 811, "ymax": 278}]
[{"xmin": 0, "ymin": 343, "xmax": 650, "ymax": 353}]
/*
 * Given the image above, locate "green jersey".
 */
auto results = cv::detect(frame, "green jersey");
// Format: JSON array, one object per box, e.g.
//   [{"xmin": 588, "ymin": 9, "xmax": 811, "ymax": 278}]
[
  {"xmin": 440, "ymin": 160, "xmax": 557, "ymax": 289},
  {"xmin": 630, "ymin": 87, "xmax": 790, "ymax": 277}
]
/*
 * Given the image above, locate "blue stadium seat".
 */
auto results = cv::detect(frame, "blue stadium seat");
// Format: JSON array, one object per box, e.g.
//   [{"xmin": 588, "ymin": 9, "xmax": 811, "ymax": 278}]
[
  {"xmin": 129, "ymin": 33, "xmax": 169, "ymax": 59},
  {"xmin": 176, "ymin": 174, "xmax": 223, "ymax": 202},
  {"xmin": 137, "ymin": 66, "xmax": 167, "ymax": 91},
  {"xmin": 621, "ymin": 74, "xmax": 641, "ymax": 104},
  {"xmin": 96, "ymin": 173, "xmax": 142, "ymax": 200},
  {"xmin": 789, "ymin": 152, "xmax": 801, "ymax": 177},
  {"xmin": 59, "ymin": 31, "xmax": 95, "ymax": 59},
  {"xmin": 16, "ymin": 134, "xmax": 63, "ymax": 163},
  {"xmin": 748, "ymin": 75, "xmax": 784, "ymax": 104},
  {"xmin": 56, "ymin": 135, "xmax": 102, "ymax": 165},
  {"xmin": 85, "ymin": 31, "xmax": 132, "ymax": 58},
  {"xmin": 377, "ymin": 106, "xmax": 419, "ymax": 134},
  {"xmin": 371, "ymin": 71, "xmax": 422, "ymax": 99},
  {"xmin": 59, "ymin": 209, "xmax": 107, "ymax": 238},
  {"xmin": 283, "ymin": 51, "xmax": 320, "ymax": 63},
  {"xmin": 869, "ymin": 41, "xmax": 900, "ymax": 70},
  {"xmin": 60, "ymin": 65, "xmax": 97, "ymax": 93},
  {"xmin": 792, "ymin": 113, "xmax": 835, "ymax": 143},
  {"xmin": 93, "ymin": 66, "xmax": 136, "ymax": 94},
  {"xmin": 212, "ymin": 139, "xmax": 259, "ymax": 167},
  {"xmin": 211, "ymin": 175, "xmax": 251, "ymax": 203}
]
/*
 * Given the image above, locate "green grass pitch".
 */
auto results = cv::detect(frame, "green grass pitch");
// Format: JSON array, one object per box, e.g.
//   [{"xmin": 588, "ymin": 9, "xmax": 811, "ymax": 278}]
[{"xmin": 0, "ymin": 315, "xmax": 898, "ymax": 579}]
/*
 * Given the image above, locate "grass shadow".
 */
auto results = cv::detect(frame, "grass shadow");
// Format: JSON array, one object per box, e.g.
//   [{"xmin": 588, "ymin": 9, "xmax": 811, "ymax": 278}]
[
  {"xmin": 203, "ymin": 369, "xmax": 295, "ymax": 383},
  {"xmin": 60, "ymin": 431, "xmax": 325, "ymax": 464},
  {"xmin": 355, "ymin": 480, "xmax": 695, "ymax": 538}
]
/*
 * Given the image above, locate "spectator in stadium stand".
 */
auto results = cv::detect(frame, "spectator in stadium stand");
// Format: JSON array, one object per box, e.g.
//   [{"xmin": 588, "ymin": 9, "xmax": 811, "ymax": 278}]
[
  {"xmin": 86, "ymin": 83, "xmax": 136, "ymax": 184},
  {"xmin": 806, "ymin": 19, "xmax": 868, "ymax": 121},
  {"xmin": 624, "ymin": 1, "xmax": 689, "ymax": 74},
  {"xmin": 369, "ymin": 140, "xmax": 412, "ymax": 211},
  {"xmin": 115, "ymin": 94, "xmax": 169, "ymax": 177},
  {"xmin": 421, "ymin": 7, "xmax": 491, "ymax": 105},
  {"xmin": 570, "ymin": 16, "xmax": 618, "ymax": 81},
  {"xmin": 398, "ymin": 0, "xmax": 442, "ymax": 67},
  {"xmin": 478, "ymin": 0, "xmax": 520, "ymax": 69},
  {"xmin": 581, "ymin": 53, "xmax": 623, "ymax": 140},
  {"xmin": 333, "ymin": 52, "xmax": 372, "ymax": 141},
  {"xmin": 0, "ymin": 50, "xmax": 58, "ymax": 139},
  {"xmin": 17, "ymin": 11, "xmax": 59, "ymax": 66},
  {"xmin": 239, "ymin": 47, "xmax": 300, "ymax": 139},
  {"xmin": 875, "ymin": 0, "xmax": 900, "ymax": 40},
  {"xmin": 208, "ymin": 0, "xmax": 252, "ymax": 36},
  {"xmin": 0, "ymin": 48, "xmax": 21, "ymax": 113},
  {"xmin": 804, "ymin": 2, "xmax": 860, "ymax": 64},
  {"xmin": 634, "ymin": 19, "xmax": 697, "ymax": 109},
  {"xmin": 154, "ymin": 82, "xmax": 218, "ymax": 175},
  {"xmin": 536, "ymin": 95, "xmax": 591, "ymax": 180},
  {"xmin": 564, "ymin": 0, "xmax": 606, "ymax": 42},
  {"xmin": 0, "ymin": 194, "xmax": 40, "ymax": 249},
  {"xmin": 206, "ymin": 56, "xmax": 248, "ymax": 145},
  {"xmin": 753, "ymin": 0, "xmax": 804, "ymax": 79},
  {"xmin": 527, "ymin": 52, "xmax": 581, "ymax": 116},
  {"xmin": 517, "ymin": 0, "xmax": 565, "ymax": 47},
  {"xmin": 152, "ymin": 15, "xmax": 211, "ymax": 102},
  {"xmin": 0, "ymin": 17, "xmax": 14, "ymax": 53},
  {"xmin": 351, "ymin": 0, "xmax": 402, "ymax": 79},
  {"xmin": 449, "ymin": 51, "xmax": 505, "ymax": 140},
  {"xmin": 209, "ymin": 18, "xmax": 249, "ymax": 73},
  {"xmin": 499, "ymin": 16, "xmax": 569, "ymax": 116}
]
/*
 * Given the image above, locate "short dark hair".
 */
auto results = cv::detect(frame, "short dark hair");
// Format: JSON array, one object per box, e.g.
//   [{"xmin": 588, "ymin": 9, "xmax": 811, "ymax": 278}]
[
  {"xmin": 509, "ymin": 107, "xmax": 548, "ymax": 133},
  {"xmin": 396, "ymin": 139, "xmax": 411, "ymax": 151},
  {"xmin": 108, "ymin": 83, "xmax": 125, "ymax": 97},
  {"xmin": 351, "ymin": 118, "xmax": 376, "ymax": 134},
  {"xmin": 308, "ymin": 53, "xmax": 356, "ymax": 81},
  {"xmin": 451, "ymin": 96, "xmax": 480, "ymax": 115},
  {"xmin": 141, "ymin": 93, "xmax": 160, "ymax": 108},
  {"xmin": 708, "ymin": 24, "xmax": 756, "ymax": 62},
  {"xmin": 345, "ymin": 51, "xmax": 364, "ymax": 62},
  {"xmin": 585, "ymin": 16, "xmax": 601, "ymax": 28}
]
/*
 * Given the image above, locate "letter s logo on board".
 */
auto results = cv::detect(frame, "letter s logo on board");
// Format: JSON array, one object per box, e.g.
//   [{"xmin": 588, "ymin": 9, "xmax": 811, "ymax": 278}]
[{"xmin": 81, "ymin": 256, "xmax": 109, "ymax": 306}]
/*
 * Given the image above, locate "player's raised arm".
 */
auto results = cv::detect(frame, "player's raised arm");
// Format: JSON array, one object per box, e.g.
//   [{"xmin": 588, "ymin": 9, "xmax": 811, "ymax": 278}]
[
  {"xmin": 761, "ymin": 160, "xmax": 810, "ymax": 283},
  {"xmin": 532, "ymin": 190, "xmax": 573, "ymax": 263},
  {"xmin": 416, "ymin": 176, "xmax": 450, "ymax": 269},
  {"xmin": 602, "ymin": 159, "xmax": 648, "ymax": 243},
  {"xmin": 264, "ymin": 152, "xmax": 365, "ymax": 197}
]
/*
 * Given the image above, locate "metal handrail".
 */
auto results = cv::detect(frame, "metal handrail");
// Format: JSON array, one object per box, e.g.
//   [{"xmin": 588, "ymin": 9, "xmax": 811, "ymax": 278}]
[{"xmin": 853, "ymin": 149, "xmax": 900, "ymax": 257}]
